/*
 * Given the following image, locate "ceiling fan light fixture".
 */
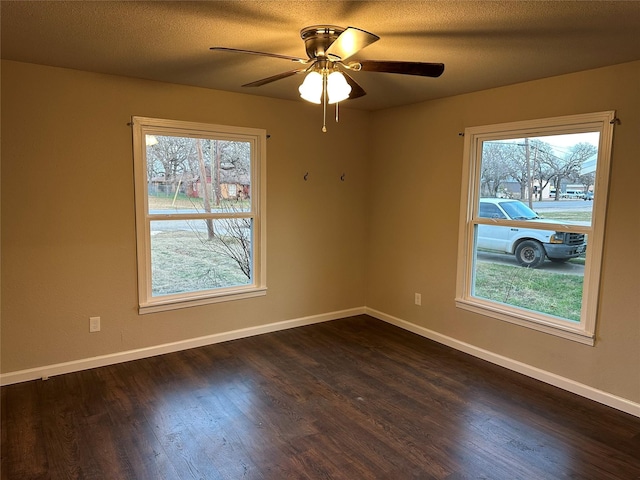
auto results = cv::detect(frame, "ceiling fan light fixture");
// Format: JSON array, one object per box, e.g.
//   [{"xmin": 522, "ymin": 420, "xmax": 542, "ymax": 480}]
[
  {"xmin": 298, "ymin": 71, "xmax": 323, "ymax": 104},
  {"xmin": 327, "ymin": 71, "xmax": 351, "ymax": 104},
  {"xmin": 217, "ymin": 24, "xmax": 444, "ymax": 131}
]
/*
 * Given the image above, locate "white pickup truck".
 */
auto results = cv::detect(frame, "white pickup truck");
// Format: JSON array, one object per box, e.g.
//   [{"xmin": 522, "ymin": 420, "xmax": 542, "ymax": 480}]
[{"xmin": 477, "ymin": 198, "xmax": 587, "ymax": 268}]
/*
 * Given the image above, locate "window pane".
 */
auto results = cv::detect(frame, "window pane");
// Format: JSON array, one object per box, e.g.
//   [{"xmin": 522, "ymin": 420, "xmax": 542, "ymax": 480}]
[
  {"xmin": 480, "ymin": 132, "xmax": 599, "ymax": 227},
  {"xmin": 457, "ymin": 111, "xmax": 614, "ymax": 341},
  {"xmin": 150, "ymin": 219, "xmax": 253, "ymax": 296},
  {"xmin": 473, "ymin": 224, "xmax": 585, "ymax": 322},
  {"xmin": 146, "ymin": 136, "xmax": 251, "ymax": 214},
  {"xmin": 134, "ymin": 117, "xmax": 266, "ymax": 312}
]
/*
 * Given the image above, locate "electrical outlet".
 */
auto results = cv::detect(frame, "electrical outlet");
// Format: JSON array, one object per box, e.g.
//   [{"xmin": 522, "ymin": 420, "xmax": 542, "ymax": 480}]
[
  {"xmin": 415, "ymin": 293, "xmax": 422, "ymax": 306},
  {"xmin": 89, "ymin": 316, "xmax": 101, "ymax": 333}
]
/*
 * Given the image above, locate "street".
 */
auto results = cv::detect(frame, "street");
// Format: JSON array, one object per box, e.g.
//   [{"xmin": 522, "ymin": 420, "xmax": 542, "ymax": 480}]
[{"xmin": 531, "ymin": 199, "xmax": 593, "ymax": 212}]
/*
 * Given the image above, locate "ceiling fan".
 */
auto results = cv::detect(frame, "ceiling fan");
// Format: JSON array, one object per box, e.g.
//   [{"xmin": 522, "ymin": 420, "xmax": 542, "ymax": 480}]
[{"xmin": 211, "ymin": 25, "xmax": 444, "ymax": 131}]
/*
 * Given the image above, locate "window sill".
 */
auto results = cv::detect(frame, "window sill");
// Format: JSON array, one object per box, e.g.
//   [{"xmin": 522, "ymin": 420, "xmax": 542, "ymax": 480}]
[
  {"xmin": 455, "ymin": 298, "xmax": 595, "ymax": 346},
  {"xmin": 139, "ymin": 287, "xmax": 267, "ymax": 315}
]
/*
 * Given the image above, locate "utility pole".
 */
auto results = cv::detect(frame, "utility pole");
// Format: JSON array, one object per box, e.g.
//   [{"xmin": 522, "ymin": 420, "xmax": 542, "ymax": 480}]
[
  {"xmin": 525, "ymin": 138, "xmax": 533, "ymax": 209},
  {"xmin": 532, "ymin": 146, "xmax": 539, "ymax": 200}
]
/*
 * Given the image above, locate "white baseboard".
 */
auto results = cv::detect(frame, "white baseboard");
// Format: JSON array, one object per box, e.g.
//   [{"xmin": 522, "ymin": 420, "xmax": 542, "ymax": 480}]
[
  {"xmin": 3, "ymin": 305, "xmax": 638, "ymax": 419},
  {"xmin": 366, "ymin": 307, "xmax": 640, "ymax": 418},
  {"xmin": 0, "ymin": 307, "xmax": 366, "ymax": 387}
]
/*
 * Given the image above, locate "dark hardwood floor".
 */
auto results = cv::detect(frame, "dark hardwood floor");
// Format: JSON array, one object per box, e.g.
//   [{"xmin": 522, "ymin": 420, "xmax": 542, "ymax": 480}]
[{"xmin": 2, "ymin": 315, "xmax": 640, "ymax": 479}]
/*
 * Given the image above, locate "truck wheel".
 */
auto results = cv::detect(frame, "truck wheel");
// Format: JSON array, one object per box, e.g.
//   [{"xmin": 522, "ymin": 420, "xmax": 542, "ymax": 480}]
[{"xmin": 515, "ymin": 240, "xmax": 545, "ymax": 268}]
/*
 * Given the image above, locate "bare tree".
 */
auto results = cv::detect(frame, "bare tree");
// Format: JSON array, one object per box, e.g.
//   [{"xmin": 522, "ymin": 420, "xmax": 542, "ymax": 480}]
[
  {"xmin": 480, "ymin": 142, "xmax": 513, "ymax": 197},
  {"xmin": 503, "ymin": 143, "xmax": 528, "ymax": 199},
  {"xmin": 212, "ymin": 211, "xmax": 252, "ymax": 280},
  {"xmin": 529, "ymin": 140, "xmax": 556, "ymax": 200},
  {"xmin": 210, "ymin": 140, "xmax": 252, "ymax": 279},
  {"xmin": 578, "ymin": 172, "xmax": 596, "ymax": 194},
  {"xmin": 540, "ymin": 142, "xmax": 596, "ymax": 200},
  {"xmin": 146, "ymin": 136, "xmax": 197, "ymax": 195},
  {"xmin": 196, "ymin": 139, "xmax": 215, "ymax": 239}
]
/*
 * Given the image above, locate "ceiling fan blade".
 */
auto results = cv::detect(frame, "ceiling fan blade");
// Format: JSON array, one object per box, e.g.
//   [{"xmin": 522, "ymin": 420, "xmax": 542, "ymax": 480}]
[
  {"xmin": 357, "ymin": 60, "xmax": 445, "ymax": 77},
  {"xmin": 210, "ymin": 47, "xmax": 308, "ymax": 63},
  {"xmin": 341, "ymin": 72, "xmax": 366, "ymax": 99},
  {"xmin": 242, "ymin": 68, "xmax": 307, "ymax": 87},
  {"xmin": 326, "ymin": 27, "xmax": 380, "ymax": 61}
]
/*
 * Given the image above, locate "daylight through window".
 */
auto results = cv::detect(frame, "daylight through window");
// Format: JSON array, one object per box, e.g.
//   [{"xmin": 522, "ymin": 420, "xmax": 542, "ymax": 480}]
[
  {"xmin": 132, "ymin": 117, "xmax": 266, "ymax": 313},
  {"xmin": 456, "ymin": 112, "xmax": 615, "ymax": 344}
]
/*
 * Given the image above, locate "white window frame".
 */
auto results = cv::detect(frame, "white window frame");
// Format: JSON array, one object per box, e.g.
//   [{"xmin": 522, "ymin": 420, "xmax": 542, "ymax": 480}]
[
  {"xmin": 132, "ymin": 116, "xmax": 267, "ymax": 314},
  {"xmin": 456, "ymin": 111, "xmax": 615, "ymax": 345}
]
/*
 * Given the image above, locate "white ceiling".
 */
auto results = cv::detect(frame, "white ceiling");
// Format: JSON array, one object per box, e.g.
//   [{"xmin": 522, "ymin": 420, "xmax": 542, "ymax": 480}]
[{"xmin": 2, "ymin": 1, "xmax": 640, "ymax": 111}]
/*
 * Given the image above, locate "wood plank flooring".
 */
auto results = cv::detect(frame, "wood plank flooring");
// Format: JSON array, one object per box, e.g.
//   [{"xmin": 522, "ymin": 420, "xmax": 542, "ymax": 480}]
[{"xmin": 2, "ymin": 315, "xmax": 640, "ymax": 479}]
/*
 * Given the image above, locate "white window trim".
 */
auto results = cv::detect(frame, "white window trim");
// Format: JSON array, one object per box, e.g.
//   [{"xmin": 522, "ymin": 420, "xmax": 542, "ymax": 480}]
[
  {"xmin": 455, "ymin": 111, "xmax": 615, "ymax": 345},
  {"xmin": 132, "ymin": 116, "xmax": 267, "ymax": 314}
]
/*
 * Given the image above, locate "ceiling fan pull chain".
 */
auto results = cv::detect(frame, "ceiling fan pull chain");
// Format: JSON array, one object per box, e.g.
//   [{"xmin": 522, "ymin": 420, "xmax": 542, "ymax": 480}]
[
  {"xmin": 335, "ymin": 102, "xmax": 339, "ymax": 123},
  {"xmin": 322, "ymin": 104, "xmax": 327, "ymax": 132},
  {"xmin": 322, "ymin": 72, "xmax": 328, "ymax": 132}
]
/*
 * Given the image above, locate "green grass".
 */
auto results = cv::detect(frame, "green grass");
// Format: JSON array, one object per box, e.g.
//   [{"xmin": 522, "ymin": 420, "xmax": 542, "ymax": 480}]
[
  {"xmin": 539, "ymin": 211, "xmax": 592, "ymax": 222},
  {"xmin": 150, "ymin": 231, "xmax": 249, "ymax": 296},
  {"xmin": 474, "ymin": 262, "xmax": 583, "ymax": 322},
  {"xmin": 149, "ymin": 193, "xmax": 250, "ymax": 211},
  {"xmin": 147, "ymin": 193, "xmax": 252, "ymax": 296}
]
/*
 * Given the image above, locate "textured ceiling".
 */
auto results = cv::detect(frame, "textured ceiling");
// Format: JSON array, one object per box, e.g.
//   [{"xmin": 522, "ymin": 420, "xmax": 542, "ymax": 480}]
[{"xmin": 2, "ymin": 1, "xmax": 640, "ymax": 111}]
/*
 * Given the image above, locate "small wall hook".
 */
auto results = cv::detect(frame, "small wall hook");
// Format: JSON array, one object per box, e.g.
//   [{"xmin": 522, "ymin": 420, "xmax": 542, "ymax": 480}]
[
  {"xmin": 304, "ymin": 172, "xmax": 309, "ymax": 181},
  {"xmin": 340, "ymin": 173, "xmax": 346, "ymax": 181}
]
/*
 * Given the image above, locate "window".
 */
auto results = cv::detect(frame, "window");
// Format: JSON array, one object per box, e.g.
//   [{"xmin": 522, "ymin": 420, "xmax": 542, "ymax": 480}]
[
  {"xmin": 479, "ymin": 202, "xmax": 506, "ymax": 219},
  {"xmin": 132, "ymin": 117, "xmax": 266, "ymax": 313},
  {"xmin": 456, "ymin": 112, "xmax": 615, "ymax": 344}
]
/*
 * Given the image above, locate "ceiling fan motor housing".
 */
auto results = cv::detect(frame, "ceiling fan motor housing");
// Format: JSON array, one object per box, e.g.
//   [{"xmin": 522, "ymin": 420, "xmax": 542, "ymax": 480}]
[{"xmin": 300, "ymin": 25, "xmax": 345, "ymax": 59}]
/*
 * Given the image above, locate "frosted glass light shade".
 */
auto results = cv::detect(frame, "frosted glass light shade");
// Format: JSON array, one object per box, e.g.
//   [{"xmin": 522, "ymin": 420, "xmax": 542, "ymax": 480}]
[
  {"xmin": 327, "ymin": 71, "xmax": 352, "ymax": 104},
  {"xmin": 298, "ymin": 71, "xmax": 323, "ymax": 104}
]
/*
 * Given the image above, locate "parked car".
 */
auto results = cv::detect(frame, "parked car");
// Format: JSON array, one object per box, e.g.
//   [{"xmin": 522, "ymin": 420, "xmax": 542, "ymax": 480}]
[
  {"xmin": 477, "ymin": 198, "xmax": 587, "ymax": 268},
  {"xmin": 583, "ymin": 191, "xmax": 594, "ymax": 200},
  {"xmin": 560, "ymin": 191, "xmax": 582, "ymax": 199}
]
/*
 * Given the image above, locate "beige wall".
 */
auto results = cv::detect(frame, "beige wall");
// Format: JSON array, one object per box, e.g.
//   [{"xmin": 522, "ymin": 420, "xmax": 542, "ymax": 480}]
[
  {"xmin": 2, "ymin": 59, "xmax": 639, "ymax": 406},
  {"xmin": 1, "ymin": 60, "xmax": 369, "ymax": 372},
  {"xmin": 367, "ymin": 61, "xmax": 640, "ymax": 403}
]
